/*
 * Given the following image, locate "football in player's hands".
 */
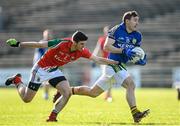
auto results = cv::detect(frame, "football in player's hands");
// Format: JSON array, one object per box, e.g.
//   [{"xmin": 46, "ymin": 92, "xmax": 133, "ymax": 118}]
[{"xmin": 130, "ymin": 47, "xmax": 145, "ymax": 63}]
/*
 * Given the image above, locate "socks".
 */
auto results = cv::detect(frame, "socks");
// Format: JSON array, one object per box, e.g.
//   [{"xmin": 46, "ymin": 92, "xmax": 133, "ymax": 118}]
[
  {"xmin": 13, "ymin": 76, "xmax": 23, "ymax": 88},
  {"xmin": 131, "ymin": 106, "xmax": 140, "ymax": 115},
  {"xmin": 14, "ymin": 76, "xmax": 22, "ymax": 85},
  {"xmin": 49, "ymin": 110, "xmax": 58, "ymax": 119}
]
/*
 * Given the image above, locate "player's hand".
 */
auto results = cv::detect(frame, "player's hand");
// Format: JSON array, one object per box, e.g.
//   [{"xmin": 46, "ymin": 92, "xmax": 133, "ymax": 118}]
[
  {"xmin": 6, "ymin": 38, "xmax": 20, "ymax": 47},
  {"xmin": 122, "ymin": 48, "xmax": 136, "ymax": 60},
  {"xmin": 135, "ymin": 54, "xmax": 147, "ymax": 66}
]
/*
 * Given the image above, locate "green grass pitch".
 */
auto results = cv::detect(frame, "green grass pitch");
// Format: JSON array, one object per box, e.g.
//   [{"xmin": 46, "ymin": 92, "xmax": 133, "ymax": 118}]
[{"xmin": 0, "ymin": 88, "xmax": 180, "ymax": 126}]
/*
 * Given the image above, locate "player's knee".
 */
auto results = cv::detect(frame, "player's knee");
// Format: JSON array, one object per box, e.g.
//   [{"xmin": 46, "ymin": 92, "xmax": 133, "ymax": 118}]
[
  {"xmin": 129, "ymin": 81, "xmax": 135, "ymax": 89},
  {"xmin": 127, "ymin": 82, "xmax": 135, "ymax": 90},
  {"xmin": 123, "ymin": 78, "xmax": 135, "ymax": 90}
]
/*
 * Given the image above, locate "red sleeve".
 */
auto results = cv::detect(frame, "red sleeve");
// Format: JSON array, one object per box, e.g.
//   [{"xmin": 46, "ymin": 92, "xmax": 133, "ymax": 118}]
[
  {"xmin": 63, "ymin": 37, "xmax": 72, "ymax": 41},
  {"xmin": 98, "ymin": 36, "xmax": 106, "ymax": 50},
  {"xmin": 82, "ymin": 48, "xmax": 92, "ymax": 59}
]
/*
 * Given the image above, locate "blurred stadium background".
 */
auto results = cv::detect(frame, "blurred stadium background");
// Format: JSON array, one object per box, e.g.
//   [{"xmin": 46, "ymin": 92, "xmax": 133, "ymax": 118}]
[{"xmin": 0, "ymin": 0, "xmax": 180, "ymax": 88}]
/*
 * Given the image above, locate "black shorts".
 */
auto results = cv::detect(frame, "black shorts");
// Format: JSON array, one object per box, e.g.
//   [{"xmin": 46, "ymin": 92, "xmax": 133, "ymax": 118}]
[
  {"xmin": 28, "ymin": 76, "xmax": 67, "ymax": 91},
  {"xmin": 48, "ymin": 76, "xmax": 67, "ymax": 88}
]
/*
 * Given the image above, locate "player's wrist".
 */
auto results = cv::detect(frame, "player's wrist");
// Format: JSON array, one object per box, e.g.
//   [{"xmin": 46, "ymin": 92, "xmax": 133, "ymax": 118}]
[
  {"xmin": 121, "ymin": 48, "xmax": 125, "ymax": 54},
  {"xmin": 16, "ymin": 41, "xmax": 20, "ymax": 47},
  {"xmin": 12, "ymin": 41, "xmax": 20, "ymax": 47},
  {"xmin": 122, "ymin": 48, "xmax": 129, "ymax": 56}
]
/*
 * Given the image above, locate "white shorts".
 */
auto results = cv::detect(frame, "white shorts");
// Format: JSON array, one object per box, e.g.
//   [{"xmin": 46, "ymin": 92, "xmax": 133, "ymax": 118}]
[
  {"xmin": 29, "ymin": 64, "xmax": 64, "ymax": 84},
  {"xmin": 95, "ymin": 64, "xmax": 130, "ymax": 91}
]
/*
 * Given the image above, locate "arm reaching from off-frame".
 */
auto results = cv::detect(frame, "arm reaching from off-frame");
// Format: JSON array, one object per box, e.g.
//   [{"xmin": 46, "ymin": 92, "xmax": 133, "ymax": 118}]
[{"xmin": 6, "ymin": 38, "xmax": 48, "ymax": 48}]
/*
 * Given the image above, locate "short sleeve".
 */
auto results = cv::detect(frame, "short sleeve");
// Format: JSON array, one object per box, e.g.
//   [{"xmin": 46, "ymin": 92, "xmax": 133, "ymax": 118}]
[
  {"xmin": 82, "ymin": 48, "xmax": 92, "ymax": 59},
  {"xmin": 48, "ymin": 39, "xmax": 64, "ymax": 47},
  {"xmin": 108, "ymin": 25, "xmax": 119, "ymax": 40},
  {"xmin": 98, "ymin": 36, "xmax": 106, "ymax": 50}
]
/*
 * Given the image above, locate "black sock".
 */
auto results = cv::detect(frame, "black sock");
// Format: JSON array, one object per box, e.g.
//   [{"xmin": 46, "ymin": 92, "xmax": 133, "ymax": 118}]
[{"xmin": 131, "ymin": 106, "xmax": 140, "ymax": 115}]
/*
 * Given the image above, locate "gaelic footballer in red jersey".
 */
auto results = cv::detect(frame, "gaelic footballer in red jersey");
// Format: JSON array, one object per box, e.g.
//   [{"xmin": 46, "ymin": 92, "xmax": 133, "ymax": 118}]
[
  {"xmin": 38, "ymin": 38, "xmax": 92, "ymax": 68},
  {"xmin": 5, "ymin": 31, "xmax": 118, "ymax": 122}
]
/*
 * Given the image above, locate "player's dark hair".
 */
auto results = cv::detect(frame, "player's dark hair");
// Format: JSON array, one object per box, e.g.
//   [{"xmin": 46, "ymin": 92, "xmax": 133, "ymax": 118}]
[
  {"xmin": 72, "ymin": 31, "xmax": 88, "ymax": 43},
  {"xmin": 122, "ymin": 11, "xmax": 139, "ymax": 24}
]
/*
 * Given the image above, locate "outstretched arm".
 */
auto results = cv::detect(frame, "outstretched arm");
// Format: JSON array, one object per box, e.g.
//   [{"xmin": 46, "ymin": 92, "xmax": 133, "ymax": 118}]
[
  {"xmin": 92, "ymin": 41, "xmax": 101, "ymax": 56},
  {"xmin": 6, "ymin": 38, "xmax": 48, "ymax": 48},
  {"xmin": 89, "ymin": 54, "xmax": 118, "ymax": 65},
  {"xmin": 20, "ymin": 40, "xmax": 48, "ymax": 48}
]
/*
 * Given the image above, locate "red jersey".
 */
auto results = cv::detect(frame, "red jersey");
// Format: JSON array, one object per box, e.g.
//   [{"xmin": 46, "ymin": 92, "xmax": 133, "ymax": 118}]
[
  {"xmin": 38, "ymin": 39, "xmax": 92, "ymax": 68},
  {"xmin": 98, "ymin": 35, "xmax": 109, "ymax": 58}
]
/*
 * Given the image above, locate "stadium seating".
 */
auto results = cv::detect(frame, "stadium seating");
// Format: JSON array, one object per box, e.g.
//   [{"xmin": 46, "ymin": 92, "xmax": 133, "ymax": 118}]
[{"xmin": 0, "ymin": 0, "xmax": 180, "ymax": 86}]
